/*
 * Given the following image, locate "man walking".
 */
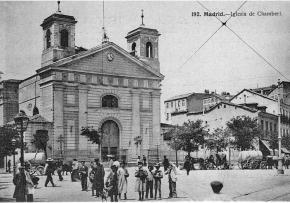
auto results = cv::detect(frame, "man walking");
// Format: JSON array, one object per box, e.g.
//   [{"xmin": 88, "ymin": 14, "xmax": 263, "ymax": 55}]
[
  {"xmin": 79, "ymin": 161, "xmax": 88, "ymax": 191},
  {"xmin": 44, "ymin": 158, "xmax": 55, "ymax": 187},
  {"xmin": 163, "ymin": 156, "xmax": 169, "ymax": 172},
  {"xmin": 8, "ymin": 160, "xmax": 11, "ymax": 173}
]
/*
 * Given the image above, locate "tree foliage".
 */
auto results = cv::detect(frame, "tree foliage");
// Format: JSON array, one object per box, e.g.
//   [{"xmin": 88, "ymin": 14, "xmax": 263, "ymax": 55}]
[
  {"xmin": 31, "ymin": 130, "xmax": 49, "ymax": 159},
  {"xmin": 81, "ymin": 127, "xmax": 101, "ymax": 144},
  {"xmin": 0, "ymin": 126, "xmax": 19, "ymax": 157},
  {"xmin": 167, "ymin": 120, "xmax": 208, "ymax": 155},
  {"xmin": 207, "ymin": 127, "xmax": 231, "ymax": 152},
  {"xmin": 226, "ymin": 116, "xmax": 262, "ymax": 150}
]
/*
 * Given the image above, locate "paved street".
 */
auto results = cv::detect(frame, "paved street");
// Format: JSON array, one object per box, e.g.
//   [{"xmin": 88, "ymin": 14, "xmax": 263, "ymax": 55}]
[{"xmin": 2, "ymin": 168, "xmax": 290, "ymax": 201}]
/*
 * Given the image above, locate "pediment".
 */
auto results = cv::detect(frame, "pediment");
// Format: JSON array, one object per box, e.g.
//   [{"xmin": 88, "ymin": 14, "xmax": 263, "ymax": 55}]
[{"xmin": 51, "ymin": 43, "xmax": 163, "ymax": 80}]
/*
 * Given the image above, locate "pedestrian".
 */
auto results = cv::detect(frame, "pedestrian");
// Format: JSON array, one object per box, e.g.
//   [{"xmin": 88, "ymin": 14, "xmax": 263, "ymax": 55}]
[
  {"xmin": 153, "ymin": 163, "xmax": 163, "ymax": 200},
  {"xmin": 143, "ymin": 155, "xmax": 147, "ymax": 166},
  {"xmin": 135, "ymin": 161, "xmax": 148, "ymax": 201},
  {"xmin": 92, "ymin": 158, "xmax": 105, "ymax": 197},
  {"xmin": 79, "ymin": 161, "xmax": 88, "ymax": 191},
  {"xmin": 117, "ymin": 162, "xmax": 128, "ymax": 200},
  {"xmin": 163, "ymin": 156, "xmax": 169, "ymax": 171},
  {"xmin": 44, "ymin": 158, "xmax": 55, "ymax": 187},
  {"xmin": 184, "ymin": 157, "xmax": 191, "ymax": 175},
  {"xmin": 137, "ymin": 156, "xmax": 141, "ymax": 165},
  {"xmin": 24, "ymin": 162, "xmax": 34, "ymax": 202},
  {"xmin": 108, "ymin": 157, "xmax": 114, "ymax": 168},
  {"xmin": 13, "ymin": 166, "xmax": 26, "ymax": 202},
  {"xmin": 88, "ymin": 162, "xmax": 95, "ymax": 196},
  {"xmin": 8, "ymin": 160, "xmax": 11, "ymax": 173},
  {"xmin": 145, "ymin": 165, "xmax": 154, "ymax": 199},
  {"xmin": 106, "ymin": 165, "xmax": 119, "ymax": 202},
  {"xmin": 56, "ymin": 160, "xmax": 63, "ymax": 181},
  {"xmin": 71, "ymin": 159, "xmax": 79, "ymax": 182},
  {"xmin": 165, "ymin": 162, "xmax": 177, "ymax": 198}
]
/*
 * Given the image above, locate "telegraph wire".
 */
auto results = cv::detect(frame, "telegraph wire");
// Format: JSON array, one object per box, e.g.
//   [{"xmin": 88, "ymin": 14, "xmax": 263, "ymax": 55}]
[
  {"xmin": 179, "ymin": 1, "xmax": 248, "ymax": 70},
  {"xmin": 225, "ymin": 25, "xmax": 290, "ymax": 81},
  {"xmin": 178, "ymin": 24, "xmax": 223, "ymax": 69},
  {"xmin": 224, "ymin": 1, "xmax": 247, "ymax": 24}
]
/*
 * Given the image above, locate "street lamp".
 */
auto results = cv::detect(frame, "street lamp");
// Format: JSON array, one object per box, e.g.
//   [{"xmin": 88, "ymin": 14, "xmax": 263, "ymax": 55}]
[
  {"xmin": 14, "ymin": 111, "xmax": 29, "ymax": 167},
  {"xmin": 11, "ymin": 138, "xmax": 16, "ymax": 176}
]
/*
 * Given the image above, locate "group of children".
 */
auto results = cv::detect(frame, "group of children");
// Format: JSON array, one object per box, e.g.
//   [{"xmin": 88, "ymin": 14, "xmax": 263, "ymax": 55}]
[{"xmin": 135, "ymin": 161, "xmax": 178, "ymax": 201}]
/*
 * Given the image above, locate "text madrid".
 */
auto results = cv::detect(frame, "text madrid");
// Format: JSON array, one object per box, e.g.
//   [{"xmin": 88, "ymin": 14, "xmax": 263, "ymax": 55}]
[{"xmin": 194, "ymin": 11, "xmax": 282, "ymax": 17}]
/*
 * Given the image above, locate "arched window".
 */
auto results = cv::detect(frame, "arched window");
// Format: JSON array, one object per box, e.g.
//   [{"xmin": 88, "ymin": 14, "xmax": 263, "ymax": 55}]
[
  {"xmin": 32, "ymin": 106, "xmax": 39, "ymax": 116},
  {"xmin": 102, "ymin": 95, "xmax": 118, "ymax": 108},
  {"xmin": 46, "ymin": 29, "xmax": 51, "ymax": 49},
  {"xmin": 132, "ymin": 42, "xmax": 136, "ymax": 52},
  {"xmin": 60, "ymin": 29, "xmax": 69, "ymax": 48},
  {"xmin": 146, "ymin": 42, "xmax": 153, "ymax": 58}
]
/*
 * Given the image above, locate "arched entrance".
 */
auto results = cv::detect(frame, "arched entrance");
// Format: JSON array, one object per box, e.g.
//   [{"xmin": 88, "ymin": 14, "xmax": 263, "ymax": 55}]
[{"xmin": 101, "ymin": 120, "xmax": 119, "ymax": 161}]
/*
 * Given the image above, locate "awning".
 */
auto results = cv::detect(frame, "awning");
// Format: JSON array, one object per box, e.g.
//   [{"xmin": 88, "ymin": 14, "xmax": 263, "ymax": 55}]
[
  {"xmin": 282, "ymin": 147, "xmax": 290, "ymax": 154},
  {"xmin": 260, "ymin": 139, "xmax": 272, "ymax": 152}
]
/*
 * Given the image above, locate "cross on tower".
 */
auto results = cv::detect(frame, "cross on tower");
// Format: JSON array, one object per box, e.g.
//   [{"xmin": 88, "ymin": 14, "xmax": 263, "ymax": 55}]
[
  {"xmin": 141, "ymin": 9, "xmax": 145, "ymax": 26},
  {"xmin": 57, "ymin": 1, "xmax": 61, "ymax": 13}
]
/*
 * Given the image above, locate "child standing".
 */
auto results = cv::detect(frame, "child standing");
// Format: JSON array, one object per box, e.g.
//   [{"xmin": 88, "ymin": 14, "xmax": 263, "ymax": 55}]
[
  {"xmin": 145, "ymin": 165, "xmax": 154, "ymax": 199},
  {"xmin": 135, "ymin": 162, "xmax": 148, "ymax": 201},
  {"xmin": 153, "ymin": 163, "xmax": 163, "ymax": 200}
]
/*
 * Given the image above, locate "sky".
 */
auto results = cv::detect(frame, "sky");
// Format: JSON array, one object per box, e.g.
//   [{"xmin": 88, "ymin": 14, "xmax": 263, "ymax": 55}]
[{"xmin": 1, "ymin": 1, "xmax": 290, "ymax": 122}]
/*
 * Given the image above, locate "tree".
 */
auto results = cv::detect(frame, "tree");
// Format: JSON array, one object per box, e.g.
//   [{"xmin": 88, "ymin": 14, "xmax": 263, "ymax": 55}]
[
  {"xmin": 226, "ymin": 116, "xmax": 262, "ymax": 151},
  {"xmin": 31, "ymin": 130, "xmax": 49, "ymax": 159},
  {"xmin": 80, "ymin": 127, "xmax": 101, "ymax": 144},
  {"xmin": 207, "ymin": 127, "xmax": 231, "ymax": 152},
  {"xmin": 168, "ymin": 120, "xmax": 208, "ymax": 156},
  {"xmin": 0, "ymin": 125, "xmax": 19, "ymax": 157}
]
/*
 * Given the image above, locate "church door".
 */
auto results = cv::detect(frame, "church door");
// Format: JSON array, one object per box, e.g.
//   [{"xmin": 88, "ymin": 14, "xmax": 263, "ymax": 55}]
[{"xmin": 101, "ymin": 120, "xmax": 119, "ymax": 161}]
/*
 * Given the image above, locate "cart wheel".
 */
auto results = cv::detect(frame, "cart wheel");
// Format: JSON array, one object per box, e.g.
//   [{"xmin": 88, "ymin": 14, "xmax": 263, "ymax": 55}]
[{"xmin": 36, "ymin": 166, "xmax": 45, "ymax": 176}]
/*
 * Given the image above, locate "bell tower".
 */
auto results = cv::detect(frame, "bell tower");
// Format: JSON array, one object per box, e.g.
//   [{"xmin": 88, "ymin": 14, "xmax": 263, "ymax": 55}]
[
  {"xmin": 40, "ymin": 3, "xmax": 77, "ymax": 67},
  {"xmin": 125, "ymin": 10, "xmax": 161, "ymax": 72}
]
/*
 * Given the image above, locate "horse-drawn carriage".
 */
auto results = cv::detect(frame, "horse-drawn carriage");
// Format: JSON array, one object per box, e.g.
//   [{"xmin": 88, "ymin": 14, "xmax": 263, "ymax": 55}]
[
  {"xmin": 24, "ymin": 152, "xmax": 46, "ymax": 175},
  {"xmin": 237, "ymin": 150, "xmax": 264, "ymax": 169}
]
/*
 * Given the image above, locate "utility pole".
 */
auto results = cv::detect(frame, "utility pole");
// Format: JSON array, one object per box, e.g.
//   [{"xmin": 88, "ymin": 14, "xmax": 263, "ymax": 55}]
[{"xmin": 277, "ymin": 79, "xmax": 284, "ymax": 174}]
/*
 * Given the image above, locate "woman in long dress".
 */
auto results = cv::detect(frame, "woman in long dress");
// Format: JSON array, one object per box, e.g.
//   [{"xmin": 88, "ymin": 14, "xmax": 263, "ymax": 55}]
[{"xmin": 117, "ymin": 162, "xmax": 128, "ymax": 200}]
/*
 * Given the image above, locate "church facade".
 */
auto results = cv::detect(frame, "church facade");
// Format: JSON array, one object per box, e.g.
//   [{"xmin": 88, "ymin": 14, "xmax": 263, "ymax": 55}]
[{"xmin": 19, "ymin": 10, "xmax": 164, "ymax": 162}]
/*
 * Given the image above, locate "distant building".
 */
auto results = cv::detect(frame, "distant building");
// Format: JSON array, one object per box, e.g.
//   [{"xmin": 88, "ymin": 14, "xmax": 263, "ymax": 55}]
[
  {"xmin": 0, "ymin": 79, "xmax": 21, "ymax": 126},
  {"xmin": 164, "ymin": 91, "xmax": 232, "ymax": 124},
  {"xmin": 231, "ymin": 89, "xmax": 290, "ymax": 137}
]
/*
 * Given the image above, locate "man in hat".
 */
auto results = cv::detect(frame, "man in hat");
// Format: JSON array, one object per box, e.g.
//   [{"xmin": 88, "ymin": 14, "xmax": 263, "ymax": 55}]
[
  {"xmin": 79, "ymin": 161, "xmax": 88, "ymax": 191},
  {"xmin": 165, "ymin": 162, "xmax": 177, "ymax": 198},
  {"xmin": 93, "ymin": 158, "xmax": 105, "ymax": 197},
  {"xmin": 153, "ymin": 163, "xmax": 163, "ymax": 200},
  {"xmin": 13, "ymin": 166, "xmax": 26, "ymax": 202},
  {"xmin": 71, "ymin": 159, "xmax": 79, "ymax": 182},
  {"xmin": 44, "ymin": 158, "xmax": 55, "ymax": 187}
]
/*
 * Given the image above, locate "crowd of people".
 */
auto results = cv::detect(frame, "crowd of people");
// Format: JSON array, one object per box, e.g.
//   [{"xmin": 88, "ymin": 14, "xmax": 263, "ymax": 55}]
[{"xmin": 12, "ymin": 155, "xmax": 179, "ymax": 202}]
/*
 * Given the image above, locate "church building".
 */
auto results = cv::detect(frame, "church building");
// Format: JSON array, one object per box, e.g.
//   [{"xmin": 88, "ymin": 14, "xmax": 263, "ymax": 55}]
[{"xmin": 19, "ymin": 6, "xmax": 164, "ymax": 162}]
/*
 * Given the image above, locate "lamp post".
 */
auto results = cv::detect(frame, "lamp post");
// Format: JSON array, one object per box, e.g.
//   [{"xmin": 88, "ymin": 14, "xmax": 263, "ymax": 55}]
[
  {"xmin": 14, "ymin": 111, "xmax": 29, "ymax": 167},
  {"xmin": 277, "ymin": 79, "xmax": 284, "ymax": 174},
  {"xmin": 11, "ymin": 138, "xmax": 16, "ymax": 176}
]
